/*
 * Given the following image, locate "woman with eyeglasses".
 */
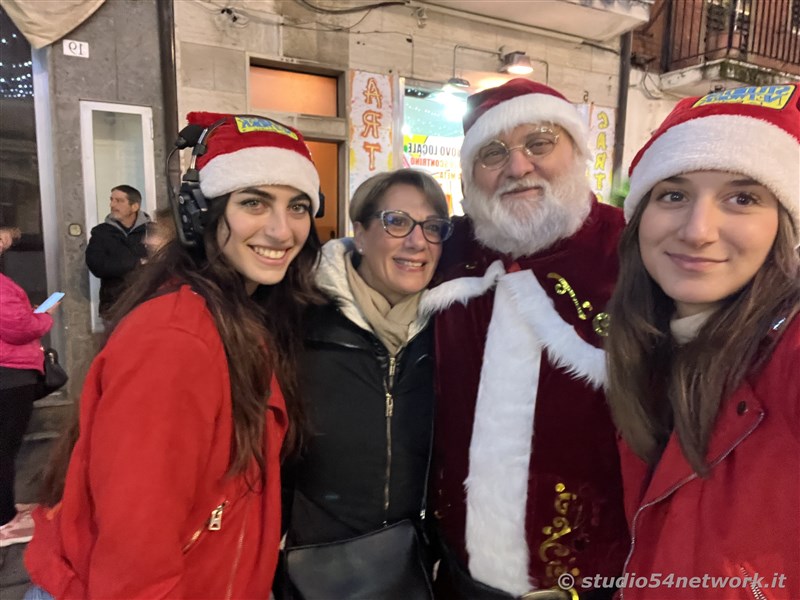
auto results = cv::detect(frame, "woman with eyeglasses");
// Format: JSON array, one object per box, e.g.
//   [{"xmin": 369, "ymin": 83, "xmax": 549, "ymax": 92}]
[{"xmin": 278, "ymin": 169, "xmax": 452, "ymax": 599}]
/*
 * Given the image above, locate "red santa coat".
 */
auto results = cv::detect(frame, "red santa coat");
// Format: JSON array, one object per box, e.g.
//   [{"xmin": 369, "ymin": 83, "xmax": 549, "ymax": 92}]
[
  {"xmin": 25, "ymin": 287, "xmax": 287, "ymax": 599},
  {"xmin": 618, "ymin": 313, "xmax": 800, "ymax": 600},
  {"xmin": 424, "ymin": 199, "xmax": 630, "ymax": 595}
]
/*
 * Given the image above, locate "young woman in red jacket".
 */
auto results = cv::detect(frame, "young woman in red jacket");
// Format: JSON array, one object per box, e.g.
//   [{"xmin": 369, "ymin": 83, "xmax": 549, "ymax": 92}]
[
  {"xmin": 24, "ymin": 113, "xmax": 323, "ymax": 600},
  {"xmin": 605, "ymin": 85, "xmax": 800, "ymax": 600}
]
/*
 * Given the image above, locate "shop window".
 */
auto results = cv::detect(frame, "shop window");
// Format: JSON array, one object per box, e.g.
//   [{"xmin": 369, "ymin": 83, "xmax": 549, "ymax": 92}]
[
  {"xmin": 249, "ymin": 65, "xmax": 343, "ymax": 237},
  {"xmin": 249, "ymin": 66, "xmax": 338, "ymax": 116},
  {"xmin": 403, "ymin": 85, "xmax": 466, "ymax": 215},
  {"xmin": 0, "ymin": 8, "xmax": 46, "ymax": 303}
]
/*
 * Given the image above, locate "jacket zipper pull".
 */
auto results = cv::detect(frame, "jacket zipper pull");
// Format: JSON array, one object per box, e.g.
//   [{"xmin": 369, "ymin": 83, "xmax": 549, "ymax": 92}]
[
  {"xmin": 208, "ymin": 502, "xmax": 226, "ymax": 531},
  {"xmin": 385, "ymin": 392, "xmax": 394, "ymax": 417}
]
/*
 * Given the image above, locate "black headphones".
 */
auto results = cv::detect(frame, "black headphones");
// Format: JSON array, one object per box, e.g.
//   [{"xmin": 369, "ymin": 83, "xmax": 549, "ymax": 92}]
[
  {"xmin": 168, "ymin": 115, "xmax": 325, "ymax": 249},
  {"xmin": 169, "ymin": 118, "xmax": 225, "ymax": 247}
]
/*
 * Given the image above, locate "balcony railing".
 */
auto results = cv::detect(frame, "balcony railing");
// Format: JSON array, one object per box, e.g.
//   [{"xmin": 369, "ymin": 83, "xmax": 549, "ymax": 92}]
[{"xmin": 665, "ymin": 0, "xmax": 800, "ymax": 76}]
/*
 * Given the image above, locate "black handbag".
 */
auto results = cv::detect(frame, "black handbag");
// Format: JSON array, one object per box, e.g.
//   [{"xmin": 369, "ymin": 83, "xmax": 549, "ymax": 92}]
[
  {"xmin": 41, "ymin": 347, "xmax": 68, "ymax": 395},
  {"xmin": 282, "ymin": 409, "xmax": 436, "ymax": 600},
  {"xmin": 284, "ymin": 518, "xmax": 433, "ymax": 600}
]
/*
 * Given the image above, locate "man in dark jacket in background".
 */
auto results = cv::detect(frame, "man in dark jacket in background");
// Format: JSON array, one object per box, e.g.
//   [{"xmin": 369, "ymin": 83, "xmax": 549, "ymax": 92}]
[{"xmin": 85, "ymin": 184, "xmax": 150, "ymax": 319}]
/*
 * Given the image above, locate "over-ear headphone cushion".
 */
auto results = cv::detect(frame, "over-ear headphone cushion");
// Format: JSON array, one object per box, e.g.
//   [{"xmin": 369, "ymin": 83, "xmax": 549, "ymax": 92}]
[{"xmin": 176, "ymin": 179, "xmax": 209, "ymax": 247}]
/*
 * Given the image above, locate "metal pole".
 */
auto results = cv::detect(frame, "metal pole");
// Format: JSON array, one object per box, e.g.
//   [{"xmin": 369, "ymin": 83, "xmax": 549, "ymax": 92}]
[
  {"xmin": 612, "ymin": 31, "xmax": 632, "ymax": 193},
  {"xmin": 157, "ymin": 0, "xmax": 179, "ymax": 198}
]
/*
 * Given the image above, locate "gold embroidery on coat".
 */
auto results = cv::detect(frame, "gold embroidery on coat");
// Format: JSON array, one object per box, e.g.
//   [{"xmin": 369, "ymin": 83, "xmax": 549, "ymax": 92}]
[
  {"xmin": 592, "ymin": 312, "xmax": 610, "ymax": 337},
  {"xmin": 539, "ymin": 483, "xmax": 582, "ymax": 584},
  {"xmin": 547, "ymin": 273, "xmax": 593, "ymax": 321}
]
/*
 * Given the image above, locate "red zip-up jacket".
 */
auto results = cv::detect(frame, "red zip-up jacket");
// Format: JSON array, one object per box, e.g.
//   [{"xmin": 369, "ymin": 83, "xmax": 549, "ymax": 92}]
[
  {"xmin": 618, "ymin": 314, "xmax": 800, "ymax": 600},
  {"xmin": 25, "ymin": 286, "xmax": 287, "ymax": 599}
]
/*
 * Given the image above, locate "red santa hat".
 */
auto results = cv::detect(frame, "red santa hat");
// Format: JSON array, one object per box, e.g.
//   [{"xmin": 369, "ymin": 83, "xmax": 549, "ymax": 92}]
[
  {"xmin": 187, "ymin": 112, "xmax": 320, "ymax": 214},
  {"xmin": 460, "ymin": 78, "xmax": 589, "ymax": 187},
  {"xmin": 626, "ymin": 84, "xmax": 800, "ymax": 243}
]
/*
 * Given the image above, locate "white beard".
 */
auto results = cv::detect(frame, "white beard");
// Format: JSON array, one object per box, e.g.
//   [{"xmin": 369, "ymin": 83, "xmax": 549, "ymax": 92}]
[{"xmin": 463, "ymin": 161, "xmax": 592, "ymax": 258}]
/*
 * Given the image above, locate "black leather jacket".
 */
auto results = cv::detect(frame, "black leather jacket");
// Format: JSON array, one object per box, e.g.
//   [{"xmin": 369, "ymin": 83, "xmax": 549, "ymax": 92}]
[{"xmin": 286, "ymin": 294, "xmax": 435, "ymax": 546}]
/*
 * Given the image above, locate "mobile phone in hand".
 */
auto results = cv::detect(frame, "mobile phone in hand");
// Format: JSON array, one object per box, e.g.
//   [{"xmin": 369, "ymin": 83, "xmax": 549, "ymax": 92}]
[{"xmin": 34, "ymin": 292, "xmax": 65, "ymax": 313}]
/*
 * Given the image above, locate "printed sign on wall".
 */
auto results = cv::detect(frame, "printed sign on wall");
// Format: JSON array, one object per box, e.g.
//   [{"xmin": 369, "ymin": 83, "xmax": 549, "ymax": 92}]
[
  {"xmin": 349, "ymin": 70, "xmax": 394, "ymax": 198},
  {"xmin": 402, "ymin": 134, "xmax": 464, "ymax": 215},
  {"xmin": 576, "ymin": 104, "xmax": 616, "ymax": 204}
]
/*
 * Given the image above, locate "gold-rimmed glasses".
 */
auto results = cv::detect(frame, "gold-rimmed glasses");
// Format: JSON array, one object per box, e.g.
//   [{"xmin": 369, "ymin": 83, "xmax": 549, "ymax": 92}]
[{"xmin": 476, "ymin": 127, "xmax": 560, "ymax": 170}]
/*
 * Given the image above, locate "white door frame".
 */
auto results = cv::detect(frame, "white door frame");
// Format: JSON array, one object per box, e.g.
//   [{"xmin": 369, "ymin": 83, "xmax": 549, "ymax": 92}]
[
  {"xmin": 32, "ymin": 47, "xmax": 64, "ymax": 352},
  {"xmin": 79, "ymin": 101, "xmax": 155, "ymax": 332}
]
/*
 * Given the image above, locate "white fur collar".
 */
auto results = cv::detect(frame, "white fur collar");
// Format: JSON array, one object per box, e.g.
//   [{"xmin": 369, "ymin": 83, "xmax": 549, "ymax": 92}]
[
  {"xmin": 420, "ymin": 260, "xmax": 506, "ymax": 315},
  {"xmin": 503, "ymin": 270, "xmax": 606, "ymax": 389},
  {"xmin": 445, "ymin": 267, "xmax": 606, "ymax": 593}
]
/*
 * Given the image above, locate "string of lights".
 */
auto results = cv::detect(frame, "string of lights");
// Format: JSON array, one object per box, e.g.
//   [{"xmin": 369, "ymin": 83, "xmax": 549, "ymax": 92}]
[{"xmin": 0, "ymin": 17, "xmax": 33, "ymax": 99}]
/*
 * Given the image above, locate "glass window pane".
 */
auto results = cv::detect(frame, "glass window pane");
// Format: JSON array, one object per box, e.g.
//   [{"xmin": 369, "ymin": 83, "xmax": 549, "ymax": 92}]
[
  {"xmin": 249, "ymin": 66, "xmax": 337, "ymax": 117},
  {"xmin": 0, "ymin": 7, "xmax": 46, "ymax": 303},
  {"xmin": 91, "ymin": 111, "xmax": 146, "ymax": 224},
  {"xmin": 402, "ymin": 87, "xmax": 465, "ymax": 215}
]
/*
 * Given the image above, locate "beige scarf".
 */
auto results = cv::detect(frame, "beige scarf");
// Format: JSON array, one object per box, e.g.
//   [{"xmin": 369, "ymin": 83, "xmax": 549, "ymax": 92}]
[
  {"xmin": 670, "ymin": 308, "xmax": 715, "ymax": 345},
  {"xmin": 345, "ymin": 257, "xmax": 421, "ymax": 355}
]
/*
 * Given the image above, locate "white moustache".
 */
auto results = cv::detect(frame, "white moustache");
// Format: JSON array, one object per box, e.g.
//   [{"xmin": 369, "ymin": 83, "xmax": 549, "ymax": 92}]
[{"xmin": 497, "ymin": 176, "xmax": 551, "ymax": 197}]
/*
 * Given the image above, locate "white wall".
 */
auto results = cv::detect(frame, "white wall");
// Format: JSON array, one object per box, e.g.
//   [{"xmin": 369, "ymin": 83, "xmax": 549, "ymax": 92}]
[
  {"xmin": 172, "ymin": 0, "xmax": 636, "ymax": 219},
  {"xmin": 622, "ymin": 68, "xmax": 683, "ymax": 180},
  {"xmin": 173, "ymin": 1, "xmax": 622, "ymax": 119}
]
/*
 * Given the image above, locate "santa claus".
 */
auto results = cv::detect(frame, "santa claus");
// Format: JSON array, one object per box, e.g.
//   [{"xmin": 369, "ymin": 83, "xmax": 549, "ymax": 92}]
[{"xmin": 423, "ymin": 79, "xmax": 630, "ymax": 599}]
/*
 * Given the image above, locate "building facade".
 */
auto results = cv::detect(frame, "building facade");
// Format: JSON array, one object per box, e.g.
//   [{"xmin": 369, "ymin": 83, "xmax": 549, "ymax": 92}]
[
  {"xmin": 624, "ymin": 0, "xmax": 800, "ymax": 168},
  {"xmin": 2, "ymin": 0, "xmax": 653, "ymax": 447}
]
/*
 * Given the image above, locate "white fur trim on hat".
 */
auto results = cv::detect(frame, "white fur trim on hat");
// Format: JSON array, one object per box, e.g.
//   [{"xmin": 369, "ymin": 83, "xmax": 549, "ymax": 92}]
[
  {"xmin": 626, "ymin": 114, "xmax": 800, "ymax": 241},
  {"xmin": 199, "ymin": 146, "xmax": 321, "ymax": 214},
  {"xmin": 461, "ymin": 93, "xmax": 589, "ymax": 186}
]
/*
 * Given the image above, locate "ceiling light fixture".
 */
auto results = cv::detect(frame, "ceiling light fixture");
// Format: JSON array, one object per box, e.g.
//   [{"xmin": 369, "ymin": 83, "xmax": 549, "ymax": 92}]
[
  {"xmin": 445, "ymin": 76, "xmax": 470, "ymax": 90},
  {"xmin": 500, "ymin": 51, "xmax": 533, "ymax": 75},
  {"xmin": 446, "ymin": 45, "xmax": 540, "ymax": 93}
]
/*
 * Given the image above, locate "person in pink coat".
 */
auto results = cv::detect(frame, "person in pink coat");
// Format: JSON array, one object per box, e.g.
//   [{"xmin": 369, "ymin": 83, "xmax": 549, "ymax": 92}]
[
  {"xmin": 0, "ymin": 226, "xmax": 59, "ymax": 547},
  {"xmin": 605, "ymin": 84, "xmax": 799, "ymax": 599}
]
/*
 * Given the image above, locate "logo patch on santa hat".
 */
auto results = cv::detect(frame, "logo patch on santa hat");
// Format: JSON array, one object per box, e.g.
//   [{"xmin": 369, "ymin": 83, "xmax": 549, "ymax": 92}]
[
  {"xmin": 692, "ymin": 84, "xmax": 796, "ymax": 110},
  {"xmin": 234, "ymin": 116, "xmax": 299, "ymax": 139}
]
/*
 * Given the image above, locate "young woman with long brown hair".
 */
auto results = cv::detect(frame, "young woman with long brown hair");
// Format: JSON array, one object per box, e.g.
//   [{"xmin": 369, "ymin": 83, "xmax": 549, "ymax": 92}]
[
  {"xmin": 606, "ymin": 85, "xmax": 800, "ymax": 599},
  {"xmin": 24, "ymin": 113, "xmax": 322, "ymax": 599}
]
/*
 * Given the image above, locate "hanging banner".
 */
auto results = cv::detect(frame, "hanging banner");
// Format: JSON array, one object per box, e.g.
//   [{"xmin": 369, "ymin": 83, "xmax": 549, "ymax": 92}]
[
  {"xmin": 402, "ymin": 133, "xmax": 463, "ymax": 215},
  {"xmin": 576, "ymin": 104, "xmax": 616, "ymax": 204},
  {"xmin": 1, "ymin": 0, "xmax": 106, "ymax": 49},
  {"xmin": 349, "ymin": 70, "xmax": 394, "ymax": 198}
]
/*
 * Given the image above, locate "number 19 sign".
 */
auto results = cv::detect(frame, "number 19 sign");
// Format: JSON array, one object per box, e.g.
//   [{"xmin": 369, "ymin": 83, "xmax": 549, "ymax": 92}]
[{"xmin": 63, "ymin": 39, "xmax": 89, "ymax": 58}]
